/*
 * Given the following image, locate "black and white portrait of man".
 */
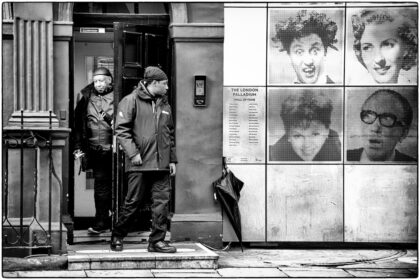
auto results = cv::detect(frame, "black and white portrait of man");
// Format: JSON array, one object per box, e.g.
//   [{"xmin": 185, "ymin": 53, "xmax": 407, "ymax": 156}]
[
  {"xmin": 346, "ymin": 87, "xmax": 417, "ymax": 162},
  {"xmin": 269, "ymin": 8, "xmax": 344, "ymax": 85}
]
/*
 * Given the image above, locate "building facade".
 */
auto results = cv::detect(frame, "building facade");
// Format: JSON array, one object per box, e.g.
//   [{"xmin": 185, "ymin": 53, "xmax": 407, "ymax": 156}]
[{"xmin": 1, "ymin": 2, "xmax": 417, "ymax": 256}]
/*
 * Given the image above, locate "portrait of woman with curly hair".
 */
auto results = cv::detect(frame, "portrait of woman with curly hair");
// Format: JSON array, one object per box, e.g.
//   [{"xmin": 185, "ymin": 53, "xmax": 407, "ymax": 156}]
[
  {"xmin": 347, "ymin": 8, "xmax": 417, "ymax": 84},
  {"xmin": 269, "ymin": 9, "xmax": 344, "ymax": 85}
]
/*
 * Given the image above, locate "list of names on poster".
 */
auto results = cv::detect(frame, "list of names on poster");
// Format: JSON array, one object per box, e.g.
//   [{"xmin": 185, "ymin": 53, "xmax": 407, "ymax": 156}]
[
  {"xmin": 228, "ymin": 103, "xmax": 239, "ymax": 146},
  {"xmin": 223, "ymin": 87, "xmax": 265, "ymax": 163},
  {"xmin": 248, "ymin": 103, "xmax": 259, "ymax": 144}
]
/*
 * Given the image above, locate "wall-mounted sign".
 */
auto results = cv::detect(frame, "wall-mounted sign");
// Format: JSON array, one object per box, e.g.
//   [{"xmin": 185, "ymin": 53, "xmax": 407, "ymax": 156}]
[
  {"xmin": 80, "ymin": 27, "xmax": 106, "ymax": 33},
  {"xmin": 223, "ymin": 87, "xmax": 265, "ymax": 163}
]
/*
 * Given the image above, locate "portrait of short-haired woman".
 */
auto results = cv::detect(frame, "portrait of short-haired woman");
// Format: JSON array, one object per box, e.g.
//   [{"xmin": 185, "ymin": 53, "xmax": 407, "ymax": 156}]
[
  {"xmin": 269, "ymin": 90, "xmax": 342, "ymax": 161},
  {"xmin": 269, "ymin": 9, "xmax": 344, "ymax": 85},
  {"xmin": 347, "ymin": 8, "xmax": 417, "ymax": 84}
]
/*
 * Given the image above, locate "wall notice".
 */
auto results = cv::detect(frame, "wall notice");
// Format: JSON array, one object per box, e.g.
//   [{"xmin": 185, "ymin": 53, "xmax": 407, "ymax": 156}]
[{"xmin": 223, "ymin": 87, "xmax": 265, "ymax": 163}]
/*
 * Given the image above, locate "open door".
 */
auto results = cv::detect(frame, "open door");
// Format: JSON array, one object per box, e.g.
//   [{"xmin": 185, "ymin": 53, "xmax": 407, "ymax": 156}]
[
  {"xmin": 72, "ymin": 30, "xmax": 115, "ymax": 228},
  {"xmin": 112, "ymin": 22, "xmax": 172, "ymax": 231}
]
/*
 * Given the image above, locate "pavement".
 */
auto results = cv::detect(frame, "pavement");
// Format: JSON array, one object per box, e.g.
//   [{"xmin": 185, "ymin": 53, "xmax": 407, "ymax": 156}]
[{"xmin": 2, "ymin": 244, "xmax": 418, "ymax": 278}]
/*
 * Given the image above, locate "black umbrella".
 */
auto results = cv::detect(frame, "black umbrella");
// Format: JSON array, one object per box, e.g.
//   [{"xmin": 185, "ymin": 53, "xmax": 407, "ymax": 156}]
[{"xmin": 213, "ymin": 157, "xmax": 244, "ymax": 251}]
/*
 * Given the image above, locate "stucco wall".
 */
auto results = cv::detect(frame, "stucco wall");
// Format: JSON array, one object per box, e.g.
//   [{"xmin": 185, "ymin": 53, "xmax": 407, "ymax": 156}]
[
  {"xmin": 187, "ymin": 3, "xmax": 224, "ymax": 23},
  {"xmin": 2, "ymin": 38, "xmax": 14, "ymax": 127},
  {"xmin": 174, "ymin": 42, "xmax": 223, "ymax": 214}
]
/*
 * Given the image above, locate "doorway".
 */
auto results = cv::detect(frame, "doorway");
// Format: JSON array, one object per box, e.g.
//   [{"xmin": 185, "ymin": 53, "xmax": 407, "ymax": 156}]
[{"xmin": 70, "ymin": 2, "xmax": 172, "ymax": 232}]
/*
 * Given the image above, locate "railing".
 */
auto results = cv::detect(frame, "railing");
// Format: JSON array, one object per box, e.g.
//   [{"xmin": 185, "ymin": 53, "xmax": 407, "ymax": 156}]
[{"xmin": 2, "ymin": 111, "xmax": 64, "ymax": 255}]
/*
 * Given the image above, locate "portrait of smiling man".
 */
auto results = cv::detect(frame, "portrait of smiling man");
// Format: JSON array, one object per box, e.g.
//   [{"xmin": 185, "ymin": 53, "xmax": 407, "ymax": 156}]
[
  {"xmin": 347, "ymin": 88, "xmax": 417, "ymax": 162},
  {"xmin": 269, "ymin": 9, "xmax": 344, "ymax": 84}
]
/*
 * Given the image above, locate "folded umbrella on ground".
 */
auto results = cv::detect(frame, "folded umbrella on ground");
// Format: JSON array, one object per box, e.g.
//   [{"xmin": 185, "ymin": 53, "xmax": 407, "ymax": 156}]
[{"xmin": 212, "ymin": 157, "xmax": 244, "ymax": 252}]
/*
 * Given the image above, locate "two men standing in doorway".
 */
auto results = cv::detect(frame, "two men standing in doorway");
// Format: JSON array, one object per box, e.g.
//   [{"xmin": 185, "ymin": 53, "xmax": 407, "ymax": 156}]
[{"xmin": 74, "ymin": 66, "xmax": 177, "ymax": 253}]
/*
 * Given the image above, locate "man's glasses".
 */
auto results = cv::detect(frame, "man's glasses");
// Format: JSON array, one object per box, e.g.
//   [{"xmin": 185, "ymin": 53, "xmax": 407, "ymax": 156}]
[{"xmin": 360, "ymin": 110, "xmax": 405, "ymax": 128}]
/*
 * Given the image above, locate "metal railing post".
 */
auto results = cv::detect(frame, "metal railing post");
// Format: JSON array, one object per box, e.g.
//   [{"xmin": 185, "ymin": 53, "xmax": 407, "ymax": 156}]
[
  {"xmin": 3, "ymin": 138, "xmax": 9, "ymax": 222},
  {"xmin": 48, "ymin": 111, "xmax": 52, "ymax": 255},
  {"xmin": 32, "ymin": 131, "xmax": 38, "ymax": 248},
  {"xmin": 19, "ymin": 110, "xmax": 24, "ymax": 245}
]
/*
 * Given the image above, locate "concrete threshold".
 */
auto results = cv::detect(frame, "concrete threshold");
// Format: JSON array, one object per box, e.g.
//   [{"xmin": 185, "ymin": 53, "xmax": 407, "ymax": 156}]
[{"xmin": 67, "ymin": 242, "xmax": 218, "ymax": 270}]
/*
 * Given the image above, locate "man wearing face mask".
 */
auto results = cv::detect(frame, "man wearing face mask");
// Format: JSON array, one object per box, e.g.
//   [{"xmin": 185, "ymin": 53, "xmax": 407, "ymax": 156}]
[
  {"xmin": 74, "ymin": 67, "xmax": 114, "ymax": 234},
  {"xmin": 110, "ymin": 66, "xmax": 177, "ymax": 253},
  {"xmin": 347, "ymin": 89, "xmax": 416, "ymax": 162}
]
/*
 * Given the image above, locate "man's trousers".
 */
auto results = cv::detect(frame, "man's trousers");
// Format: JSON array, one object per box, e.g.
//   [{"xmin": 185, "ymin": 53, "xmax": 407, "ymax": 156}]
[
  {"xmin": 113, "ymin": 171, "xmax": 171, "ymax": 244},
  {"xmin": 90, "ymin": 148, "xmax": 112, "ymax": 226}
]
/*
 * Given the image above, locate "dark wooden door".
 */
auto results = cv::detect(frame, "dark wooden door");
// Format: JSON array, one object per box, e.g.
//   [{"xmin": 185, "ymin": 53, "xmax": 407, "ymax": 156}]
[{"xmin": 112, "ymin": 22, "xmax": 172, "ymax": 231}]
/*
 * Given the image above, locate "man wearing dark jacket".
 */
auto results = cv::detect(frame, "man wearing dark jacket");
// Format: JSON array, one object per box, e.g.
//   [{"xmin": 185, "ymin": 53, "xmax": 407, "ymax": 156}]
[
  {"xmin": 74, "ymin": 67, "xmax": 114, "ymax": 234},
  {"xmin": 111, "ymin": 66, "xmax": 177, "ymax": 253}
]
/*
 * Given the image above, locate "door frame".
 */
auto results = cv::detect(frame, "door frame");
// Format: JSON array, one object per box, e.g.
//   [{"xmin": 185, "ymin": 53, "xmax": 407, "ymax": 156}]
[{"xmin": 69, "ymin": 14, "xmax": 172, "ymax": 229}]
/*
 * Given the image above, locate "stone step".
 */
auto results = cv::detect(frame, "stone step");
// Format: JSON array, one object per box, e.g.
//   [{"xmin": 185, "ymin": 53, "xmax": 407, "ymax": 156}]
[
  {"xmin": 67, "ymin": 242, "xmax": 218, "ymax": 271},
  {"xmin": 72, "ymin": 230, "xmax": 171, "ymax": 243}
]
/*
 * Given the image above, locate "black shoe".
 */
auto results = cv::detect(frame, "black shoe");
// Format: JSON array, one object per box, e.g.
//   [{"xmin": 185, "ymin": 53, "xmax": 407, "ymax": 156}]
[
  {"xmin": 110, "ymin": 236, "xmax": 124, "ymax": 252},
  {"xmin": 147, "ymin": 241, "xmax": 177, "ymax": 253},
  {"xmin": 87, "ymin": 225, "xmax": 110, "ymax": 234}
]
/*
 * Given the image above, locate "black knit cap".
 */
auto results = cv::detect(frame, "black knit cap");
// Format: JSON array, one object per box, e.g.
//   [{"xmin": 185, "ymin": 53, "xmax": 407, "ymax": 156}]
[
  {"xmin": 144, "ymin": 66, "xmax": 168, "ymax": 81},
  {"xmin": 93, "ymin": 67, "xmax": 112, "ymax": 77}
]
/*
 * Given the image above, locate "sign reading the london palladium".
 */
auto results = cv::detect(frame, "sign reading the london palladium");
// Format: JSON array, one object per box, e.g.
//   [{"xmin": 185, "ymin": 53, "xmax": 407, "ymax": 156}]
[
  {"xmin": 223, "ymin": 87, "xmax": 265, "ymax": 163},
  {"xmin": 223, "ymin": 3, "xmax": 418, "ymax": 243}
]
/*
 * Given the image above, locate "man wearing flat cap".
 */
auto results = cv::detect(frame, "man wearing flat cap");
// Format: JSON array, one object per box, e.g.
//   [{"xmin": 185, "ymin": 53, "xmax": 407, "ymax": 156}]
[
  {"xmin": 74, "ymin": 67, "xmax": 114, "ymax": 234},
  {"xmin": 111, "ymin": 66, "xmax": 177, "ymax": 253}
]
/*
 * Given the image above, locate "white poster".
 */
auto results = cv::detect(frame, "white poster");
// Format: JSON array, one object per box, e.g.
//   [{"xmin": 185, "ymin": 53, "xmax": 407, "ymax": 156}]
[{"xmin": 223, "ymin": 87, "xmax": 266, "ymax": 163}]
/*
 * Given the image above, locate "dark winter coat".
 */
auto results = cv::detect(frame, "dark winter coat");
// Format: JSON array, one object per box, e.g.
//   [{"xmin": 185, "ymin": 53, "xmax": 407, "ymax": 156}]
[
  {"xmin": 115, "ymin": 81, "xmax": 177, "ymax": 172},
  {"xmin": 74, "ymin": 82, "xmax": 114, "ymax": 148},
  {"xmin": 74, "ymin": 83, "xmax": 114, "ymax": 170}
]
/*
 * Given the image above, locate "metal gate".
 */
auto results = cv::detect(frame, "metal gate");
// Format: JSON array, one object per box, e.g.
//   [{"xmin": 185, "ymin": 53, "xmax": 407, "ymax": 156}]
[{"xmin": 3, "ymin": 111, "xmax": 64, "ymax": 255}]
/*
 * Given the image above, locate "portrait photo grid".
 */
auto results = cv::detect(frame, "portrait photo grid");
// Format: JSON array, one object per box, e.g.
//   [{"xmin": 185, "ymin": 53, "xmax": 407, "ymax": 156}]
[
  {"xmin": 223, "ymin": 2, "xmax": 418, "ymax": 242},
  {"xmin": 266, "ymin": 3, "xmax": 418, "ymax": 164}
]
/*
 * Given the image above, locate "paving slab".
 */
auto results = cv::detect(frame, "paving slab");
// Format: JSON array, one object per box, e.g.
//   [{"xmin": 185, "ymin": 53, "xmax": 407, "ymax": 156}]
[
  {"xmin": 337, "ymin": 260, "xmax": 417, "ymax": 269},
  {"xmin": 397, "ymin": 256, "xmax": 417, "ymax": 264},
  {"xmin": 151, "ymin": 269, "xmax": 220, "ymax": 278},
  {"xmin": 217, "ymin": 267, "xmax": 288, "ymax": 277},
  {"xmin": 156, "ymin": 259, "xmax": 217, "ymax": 269},
  {"xmin": 2, "ymin": 271, "xmax": 18, "ymax": 277},
  {"xmin": 409, "ymin": 268, "xmax": 418, "ymax": 272},
  {"xmin": 345, "ymin": 268, "xmax": 416, "ymax": 277},
  {"xmin": 218, "ymin": 248, "xmax": 419, "ymax": 272},
  {"xmin": 281, "ymin": 267, "xmax": 353, "ymax": 277},
  {"xmin": 85, "ymin": 269, "xmax": 154, "ymax": 277},
  {"xmin": 16, "ymin": 270, "xmax": 87, "ymax": 278},
  {"xmin": 3, "ymin": 255, "xmax": 68, "ymax": 272}
]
